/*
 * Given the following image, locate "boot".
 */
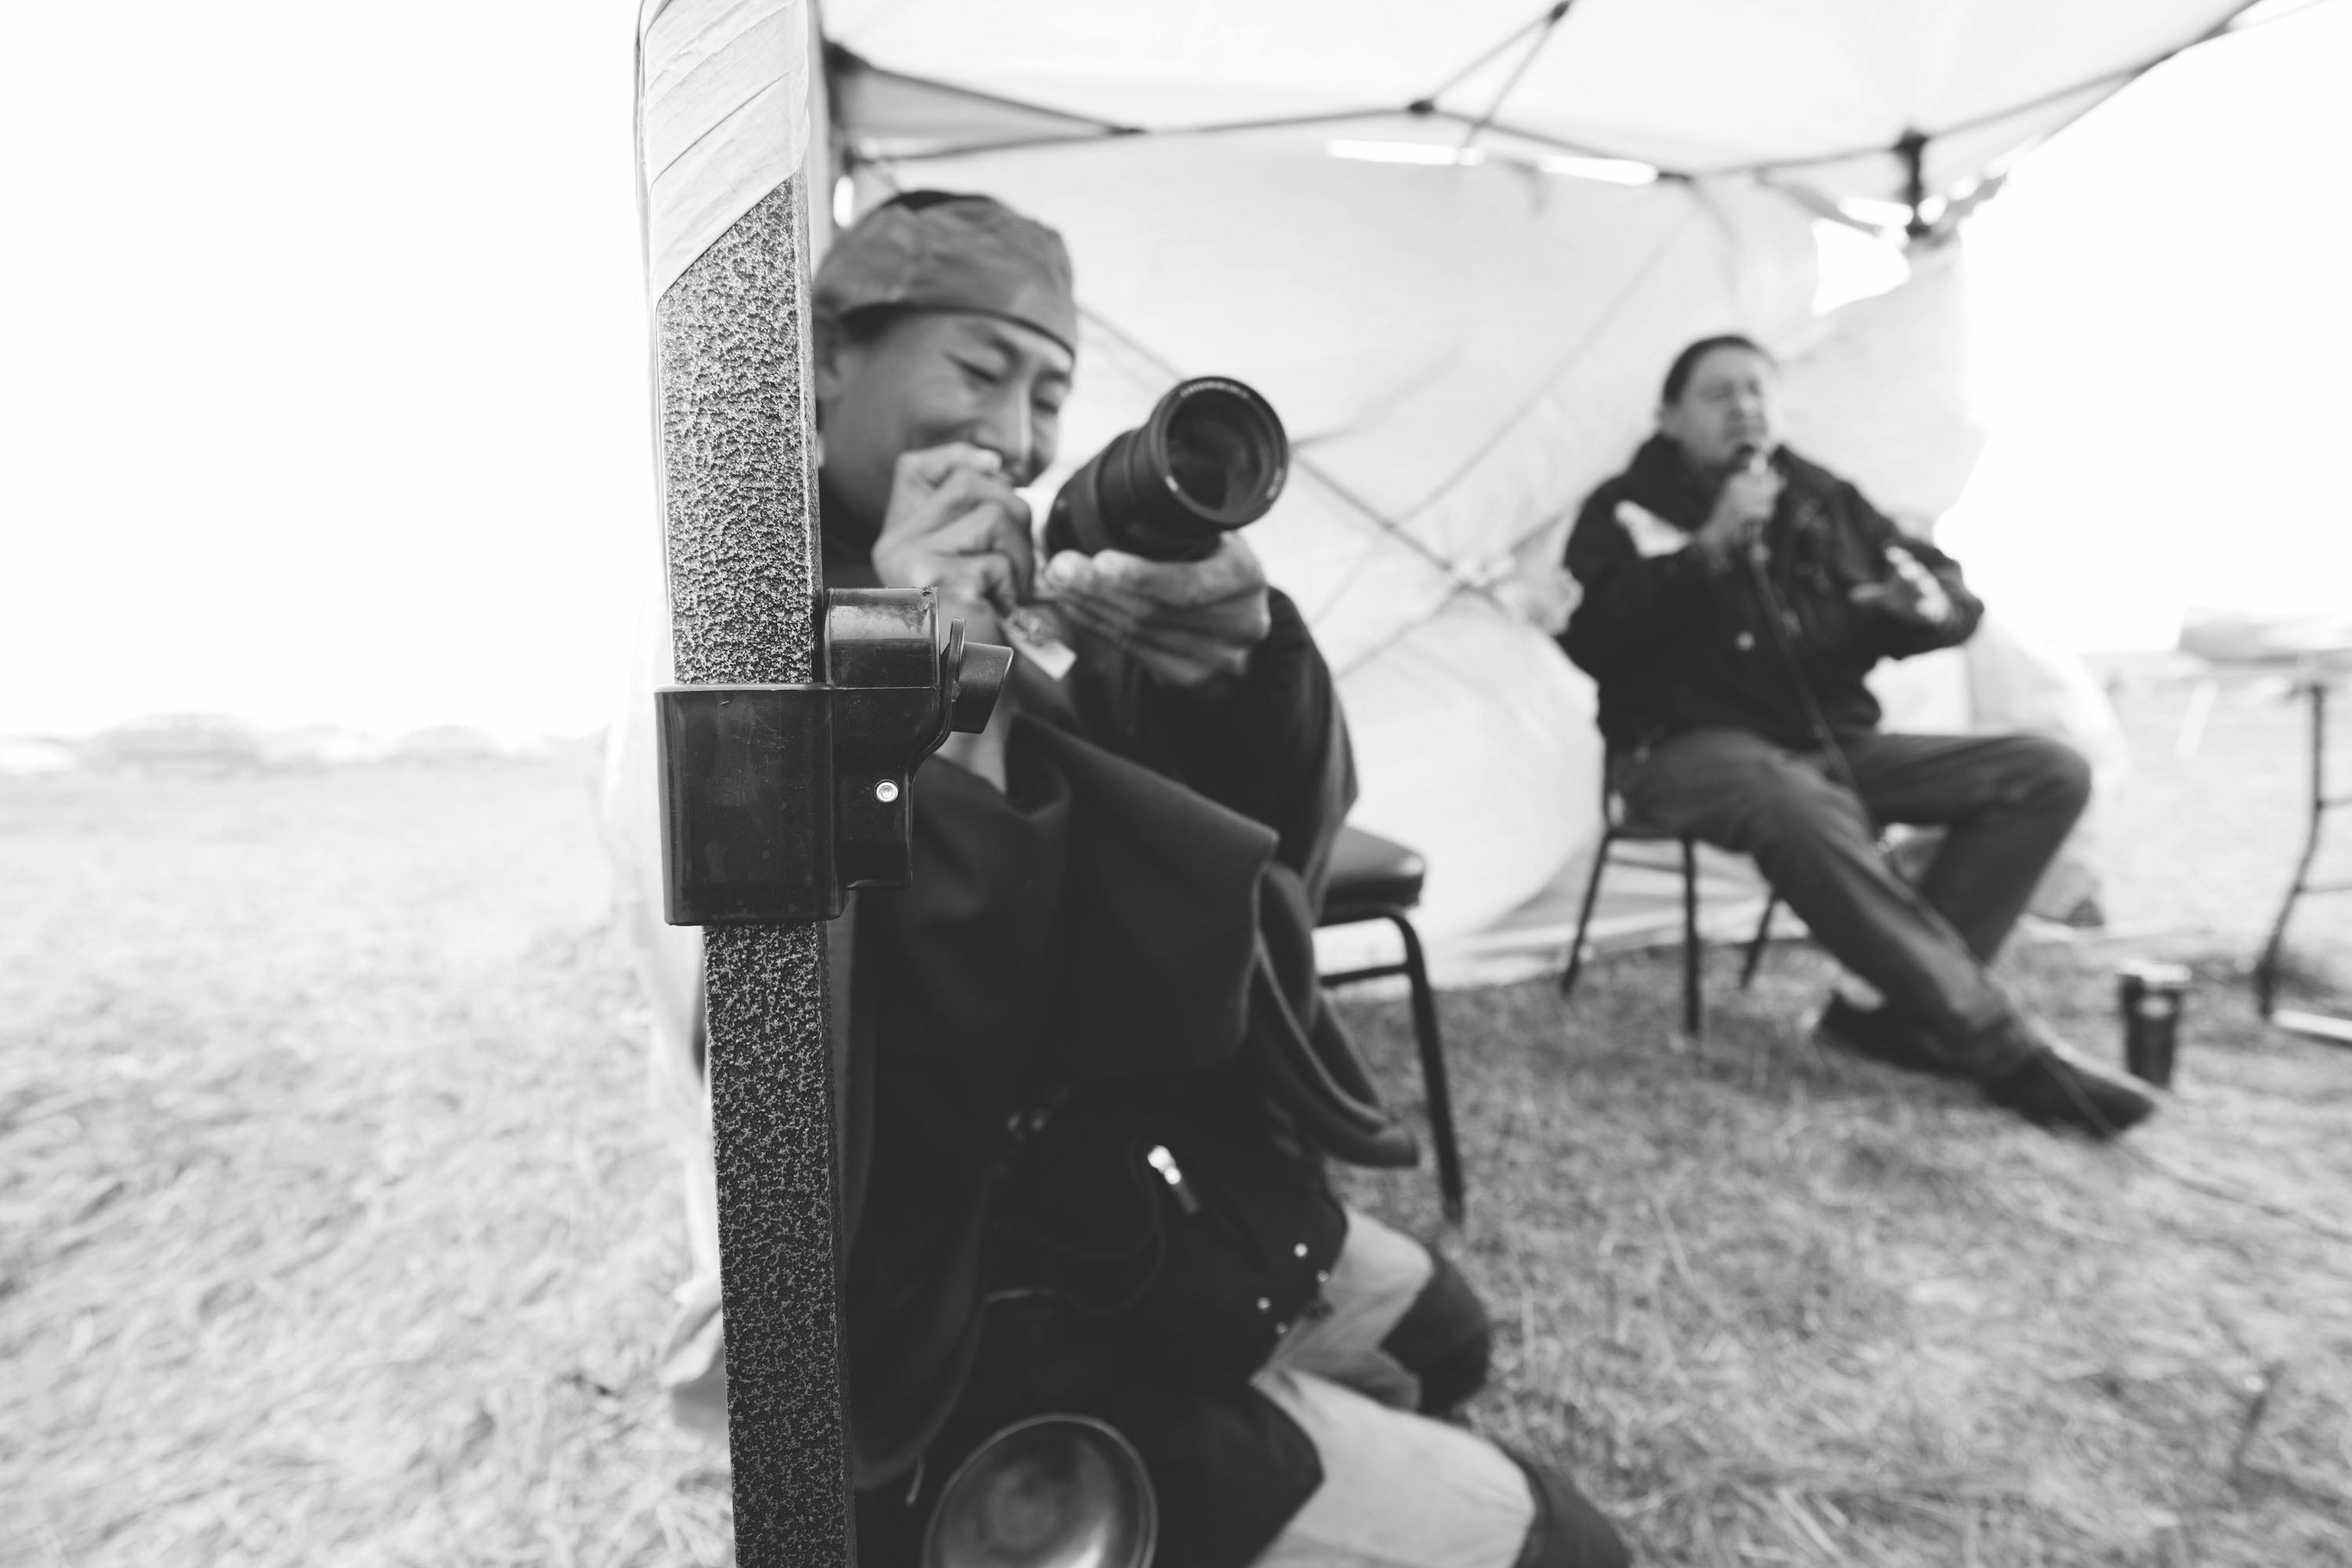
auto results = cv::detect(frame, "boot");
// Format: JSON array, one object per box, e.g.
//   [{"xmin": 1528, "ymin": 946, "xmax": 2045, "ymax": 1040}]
[
  {"xmin": 1504, "ymin": 1449, "xmax": 1630, "ymax": 1568},
  {"xmin": 1814, "ymin": 995, "xmax": 1967, "ymax": 1080},
  {"xmin": 1984, "ymin": 1044, "xmax": 2155, "ymax": 1138}
]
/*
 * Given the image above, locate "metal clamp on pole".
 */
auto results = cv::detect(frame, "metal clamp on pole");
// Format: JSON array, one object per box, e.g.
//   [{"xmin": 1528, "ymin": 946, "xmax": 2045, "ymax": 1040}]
[{"xmin": 655, "ymin": 586, "xmax": 1013, "ymax": 925}]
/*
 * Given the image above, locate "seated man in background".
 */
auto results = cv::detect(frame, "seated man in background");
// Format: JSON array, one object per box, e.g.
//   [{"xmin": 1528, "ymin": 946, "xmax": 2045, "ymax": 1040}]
[
  {"xmin": 695, "ymin": 191, "xmax": 1626, "ymax": 1568},
  {"xmin": 1559, "ymin": 334, "xmax": 2154, "ymax": 1139}
]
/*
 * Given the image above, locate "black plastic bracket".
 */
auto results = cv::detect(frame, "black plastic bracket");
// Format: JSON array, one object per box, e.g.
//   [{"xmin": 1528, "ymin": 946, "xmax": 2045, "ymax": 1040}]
[{"xmin": 655, "ymin": 586, "xmax": 1013, "ymax": 925}]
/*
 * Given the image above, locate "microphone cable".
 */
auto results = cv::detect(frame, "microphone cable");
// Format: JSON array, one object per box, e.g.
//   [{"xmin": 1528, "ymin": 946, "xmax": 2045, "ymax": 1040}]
[{"xmin": 1733, "ymin": 466, "xmax": 2352, "ymax": 1247}]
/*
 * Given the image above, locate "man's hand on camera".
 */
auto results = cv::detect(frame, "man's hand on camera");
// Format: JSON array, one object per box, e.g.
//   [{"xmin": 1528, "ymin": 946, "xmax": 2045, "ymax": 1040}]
[
  {"xmin": 1690, "ymin": 463, "xmax": 1782, "ymax": 569},
  {"xmin": 1038, "ymin": 534, "xmax": 1273, "ymax": 695},
  {"xmin": 870, "ymin": 443, "xmax": 1035, "ymax": 642}
]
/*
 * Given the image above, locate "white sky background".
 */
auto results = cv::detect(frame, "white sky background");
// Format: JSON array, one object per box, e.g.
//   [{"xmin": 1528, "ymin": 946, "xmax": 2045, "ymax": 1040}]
[
  {"xmin": 0, "ymin": 3, "xmax": 2345, "ymax": 739},
  {"xmin": 1936, "ymin": 1, "xmax": 2352, "ymax": 651}
]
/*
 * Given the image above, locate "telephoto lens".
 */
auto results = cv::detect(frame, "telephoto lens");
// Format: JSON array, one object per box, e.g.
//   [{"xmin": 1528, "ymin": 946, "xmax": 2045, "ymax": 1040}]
[{"xmin": 1042, "ymin": 376, "xmax": 1288, "ymax": 563}]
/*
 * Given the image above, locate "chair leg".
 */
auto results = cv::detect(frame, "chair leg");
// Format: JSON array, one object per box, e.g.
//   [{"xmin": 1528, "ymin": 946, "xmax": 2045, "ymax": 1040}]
[
  {"xmin": 1681, "ymin": 837, "xmax": 1703, "ymax": 1038},
  {"xmin": 1559, "ymin": 831, "xmax": 1617, "ymax": 998},
  {"xmin": 1739, "ymin": 892, "xmax": 1778, "ymax": 989},
  {"xmin": 1388, "ymin": 913, "xmax": 1465, "ymax": 1224}
]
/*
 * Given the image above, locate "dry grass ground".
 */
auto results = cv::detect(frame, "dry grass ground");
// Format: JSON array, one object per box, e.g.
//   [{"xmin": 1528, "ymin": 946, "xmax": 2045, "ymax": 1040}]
[
  {"xmin": 1341, "ymin": 945, "xmax": 2352, "ymax": 1567},
  {"xmin": 5, "ymin": 681, "xmax": 2350, "ymax": 1565},
  {"xmin": 1, "ymin": 761, "xmax": 731, "ymax": 1565}
]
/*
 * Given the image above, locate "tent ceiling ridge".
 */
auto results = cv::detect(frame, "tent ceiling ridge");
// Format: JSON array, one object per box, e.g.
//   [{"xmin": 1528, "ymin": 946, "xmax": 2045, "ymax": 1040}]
[
  {"xmin": 830, "ymin": 1, "xmax": 2282, "ymax": 208},
  {"xmin": 1450, "ymin": 0, "xmax": 1581, "ymax": 155},
  {"xmin": 1419, "ymin": 1, "xmax": 1575, "ymax": 107}
]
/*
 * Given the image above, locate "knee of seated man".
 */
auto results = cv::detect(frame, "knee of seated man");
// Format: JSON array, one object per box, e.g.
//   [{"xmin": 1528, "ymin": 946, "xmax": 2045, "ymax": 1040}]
[
  {"xmin": 1722, "ymin": 751, "xmax": 1869, "ymax": 848},
  {"xmin": 1377, "ymin": 1248, "xmax": 1491, "ymax": 1414},
  {"xmin": 1978, "ymin": 731, "xmax": 2092, "ymax": 817},
  {"xmin": 2026, "ymin": 734, "xmax": 2094, "ymax": 811}
]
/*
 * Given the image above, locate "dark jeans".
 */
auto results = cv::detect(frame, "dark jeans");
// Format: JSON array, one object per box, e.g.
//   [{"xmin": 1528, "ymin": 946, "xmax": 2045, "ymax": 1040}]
[{"xmin": 1616, "ymin": 728, "xmax": 2092, "ymax": 1074}]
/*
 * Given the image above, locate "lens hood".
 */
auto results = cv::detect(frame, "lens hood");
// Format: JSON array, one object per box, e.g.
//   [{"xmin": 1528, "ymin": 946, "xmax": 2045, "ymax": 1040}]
[{"xmin": 1044, "ymin": 376, "xmax": 1288, "ymax": 562}]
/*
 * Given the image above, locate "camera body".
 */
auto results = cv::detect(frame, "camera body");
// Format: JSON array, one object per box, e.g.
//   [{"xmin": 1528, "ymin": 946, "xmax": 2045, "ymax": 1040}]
[{"xmin": 1043, "ymin": 376, "xmax": 1289, "ymax": 563}]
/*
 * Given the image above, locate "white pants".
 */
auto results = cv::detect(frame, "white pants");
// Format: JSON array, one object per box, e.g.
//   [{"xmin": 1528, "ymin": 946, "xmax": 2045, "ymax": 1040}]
[{"xmin": 1250, "ymin": 1211, "xmax": 1535, "ymax": 1568}]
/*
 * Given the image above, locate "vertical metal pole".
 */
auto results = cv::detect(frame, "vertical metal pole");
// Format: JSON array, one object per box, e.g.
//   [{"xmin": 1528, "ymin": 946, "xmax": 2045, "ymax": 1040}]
[
  {"xmin": 2312, "ymin": 681, "xmax": 2327, "ymax": 834},
  {"xmin": 1896, "ymin": 129, "xmax": 1931, "ymax": 241},
  {"xmin": 639, "ymin": 5, "xmax": 848, "ymax": 1562},
  {"xmin": 2256, "ymin": 679, "xmax": 2327, "ymax": 1019}
]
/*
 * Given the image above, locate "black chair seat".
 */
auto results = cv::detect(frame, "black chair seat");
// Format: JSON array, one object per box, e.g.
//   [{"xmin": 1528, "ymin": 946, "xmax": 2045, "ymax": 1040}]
[
  {"xmin": 1608, "ymin": 811, "xmax": 1683, "ymax": 842},
  {"xmin": 1321, "ymin": 825, "xmax": 1426, "ymax": 924}
]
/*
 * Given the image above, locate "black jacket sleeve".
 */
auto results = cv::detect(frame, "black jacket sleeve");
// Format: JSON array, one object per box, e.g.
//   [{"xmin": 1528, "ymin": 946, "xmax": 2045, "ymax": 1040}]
[
  {"xmin": 1842, "ymin": 488, "xmax": 1983, "ymax": 660},
  {"xmin": 1559, "ymin": 486, "xmax": 1711, "ymax": 681},
  {"xmin": 1069, "ymin": 589, "xmax": 1356, "ymax": 895}
]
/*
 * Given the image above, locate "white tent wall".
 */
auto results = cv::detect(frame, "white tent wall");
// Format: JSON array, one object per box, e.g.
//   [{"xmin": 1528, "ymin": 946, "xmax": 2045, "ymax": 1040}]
[{"xmin": 1780, "ymin": 241, "xmax": 1985, "ymax": 529}]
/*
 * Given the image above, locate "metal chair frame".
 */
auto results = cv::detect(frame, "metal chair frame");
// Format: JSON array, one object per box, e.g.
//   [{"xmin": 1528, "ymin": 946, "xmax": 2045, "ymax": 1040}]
[
  {"xmin": 1556, "ymin": 792, "xmax": 1778, "ymax": 1039},
  {"xmin": 1318, "ymin": 837, "xmax": 1466, "ymax": 1224}
]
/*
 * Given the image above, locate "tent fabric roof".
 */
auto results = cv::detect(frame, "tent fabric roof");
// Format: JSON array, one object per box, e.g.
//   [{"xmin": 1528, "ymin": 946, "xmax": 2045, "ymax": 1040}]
[{"xmin": 823, "ymin": 0, "xmax": 2257, "ymax": 207}]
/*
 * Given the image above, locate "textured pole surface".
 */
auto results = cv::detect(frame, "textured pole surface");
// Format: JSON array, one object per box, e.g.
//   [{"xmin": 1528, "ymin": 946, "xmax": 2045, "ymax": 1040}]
[{"xmin": 655, "ymin": 177, "xmax": 848, "ymax": 1563}]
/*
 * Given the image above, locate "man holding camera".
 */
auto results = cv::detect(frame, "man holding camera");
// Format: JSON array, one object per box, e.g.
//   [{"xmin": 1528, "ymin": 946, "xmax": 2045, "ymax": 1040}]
[
  {"xmin": 1560, "ymin": 334, "xmax": 2155, "ymax": 1139},
  {"xmin": 787, "ymin": 191, "xmax": 1628, "ymax": 1568}
]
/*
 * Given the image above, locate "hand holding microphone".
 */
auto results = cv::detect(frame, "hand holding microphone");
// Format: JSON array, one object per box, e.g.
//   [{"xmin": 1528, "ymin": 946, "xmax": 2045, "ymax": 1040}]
[{"xmin": 1694, "ymin": 445, "xmax": 1782, "ymax": 568}]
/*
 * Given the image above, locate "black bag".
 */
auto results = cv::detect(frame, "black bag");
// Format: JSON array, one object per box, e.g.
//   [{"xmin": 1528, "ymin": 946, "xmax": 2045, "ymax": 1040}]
[{"xmin": 996, "ymin": 1105, "xmax": 1346, "ymax": 1389}]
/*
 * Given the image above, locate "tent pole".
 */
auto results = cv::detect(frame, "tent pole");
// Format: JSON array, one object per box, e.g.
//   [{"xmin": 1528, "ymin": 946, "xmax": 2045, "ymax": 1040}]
[
  {"xmin": 1897, "ymin": 129, "xmax": 1931, "ymax": 241},
  {"xmin": 658, "ymin": 178, "xmax": 851, "ymax": 1568},
  {"xmin": 641, "ymin": 4, "xmax": 851, "ymax": 1558}
]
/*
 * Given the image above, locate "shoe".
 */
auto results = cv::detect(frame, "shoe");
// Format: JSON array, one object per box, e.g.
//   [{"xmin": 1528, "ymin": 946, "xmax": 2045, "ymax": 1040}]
[
  {"xmin": 1501, "ymin": 1448, "xmax": 1631, "ymax": 1568},
  {"xmin": 1984, "ymin": 1046, "xmax": 2156, "ymax": 1138},
  {"xmin": 1814, "ymin": 996, "xmax": 1965, "ymax": 1079}
]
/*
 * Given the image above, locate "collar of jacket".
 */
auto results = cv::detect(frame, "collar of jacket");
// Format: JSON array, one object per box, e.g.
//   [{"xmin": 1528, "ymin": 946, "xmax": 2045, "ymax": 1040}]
[{"xmin": 1621, "ymin": 435, "xmax": 1842, "ymax": 535}]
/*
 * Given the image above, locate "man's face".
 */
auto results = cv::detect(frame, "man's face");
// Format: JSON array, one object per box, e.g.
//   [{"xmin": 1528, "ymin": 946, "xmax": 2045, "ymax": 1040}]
[
  {"xmin": 1658, "ymin": 345, "xmax": 1779, "ymax": 475},
  {"xmin": 814, "ymin": 309, "xmax": 1075, "ymax": 528}
]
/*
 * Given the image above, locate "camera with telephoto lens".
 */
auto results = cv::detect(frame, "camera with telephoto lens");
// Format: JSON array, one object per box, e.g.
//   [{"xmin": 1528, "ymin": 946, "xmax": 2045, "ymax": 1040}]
[{"xmin": 1042, "ymin": 376, "xmax": 1289, "ymax": 563}]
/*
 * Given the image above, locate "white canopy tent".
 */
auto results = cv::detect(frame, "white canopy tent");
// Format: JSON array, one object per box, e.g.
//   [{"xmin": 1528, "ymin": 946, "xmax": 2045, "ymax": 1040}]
[
  {"xmin": 822, "ymin": 0, "xmax": 2257, "ymax": 211},
  {"xmin": 611, "ymin": 1, "xmax": 2265, "ymax": 1012},
  {"xmin": 814, "ymin": 0, "xmax": 2248, "ymax": 938}
]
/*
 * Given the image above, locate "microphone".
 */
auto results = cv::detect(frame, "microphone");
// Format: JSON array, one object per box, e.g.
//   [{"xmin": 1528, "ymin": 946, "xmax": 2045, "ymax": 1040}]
[{"xmin": 1732, "ymin": 443, "xmax": 1774, "ymax": 567}]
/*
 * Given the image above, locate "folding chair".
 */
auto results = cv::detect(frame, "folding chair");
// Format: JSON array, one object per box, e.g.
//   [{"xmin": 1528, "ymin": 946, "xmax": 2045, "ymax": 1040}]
[
  {"xmin": 1316, "ymin": 824, "xmax": 1466, "ymax": 1222},
  {"xmin": 1555, "ymin": 783, "xmax": 1778, "ymax": 1040}
]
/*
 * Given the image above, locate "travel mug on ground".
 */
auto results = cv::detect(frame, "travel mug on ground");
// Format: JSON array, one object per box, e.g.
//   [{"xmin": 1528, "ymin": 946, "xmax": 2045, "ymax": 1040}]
[{"xmin": 2118, "ymin": 961, "xmax": 2191, "ymax": 1087}]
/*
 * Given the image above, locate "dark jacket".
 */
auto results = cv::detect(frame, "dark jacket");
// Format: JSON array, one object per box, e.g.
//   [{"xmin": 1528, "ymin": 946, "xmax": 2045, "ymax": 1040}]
[
  {"xmin": 826, "ymin": 524, "xmax": 1368, "ymax": 1567},
  {"xmin": 1560, "ymin": 436, "xmax": 1981, "ymax": 753}
]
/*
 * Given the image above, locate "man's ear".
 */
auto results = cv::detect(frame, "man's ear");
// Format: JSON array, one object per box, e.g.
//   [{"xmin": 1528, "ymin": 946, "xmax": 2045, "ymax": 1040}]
[{"xmin": 809, "ymin": 313, "xmax": 850, "ymax": 410}]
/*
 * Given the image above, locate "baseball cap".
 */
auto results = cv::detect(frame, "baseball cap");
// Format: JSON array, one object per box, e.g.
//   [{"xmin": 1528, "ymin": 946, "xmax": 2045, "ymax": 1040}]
[{"xmin": 813, "ymin": 191, "xmax": 1077, "ymax": 355}]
